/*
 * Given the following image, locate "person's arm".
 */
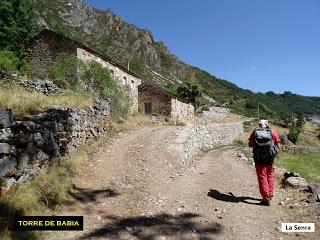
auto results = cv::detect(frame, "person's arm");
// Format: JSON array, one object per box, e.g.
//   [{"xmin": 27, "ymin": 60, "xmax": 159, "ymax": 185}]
[
  {"xmin": 248, "ymin": 132, "xmax": 255, "ymax": 147},
  {"xmin": 271, "ymin": 130, "xmax": 281, "ymax": 146}
]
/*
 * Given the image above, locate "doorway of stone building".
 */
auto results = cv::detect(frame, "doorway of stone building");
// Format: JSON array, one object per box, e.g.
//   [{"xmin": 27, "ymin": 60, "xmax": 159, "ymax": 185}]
[{"xmin": 144, "ymin": 103, "xmax": 152, "ymax": 114}]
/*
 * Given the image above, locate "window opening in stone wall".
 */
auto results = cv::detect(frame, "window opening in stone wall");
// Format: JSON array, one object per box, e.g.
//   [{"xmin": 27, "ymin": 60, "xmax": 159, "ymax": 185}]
[{"xmin": 144, "ymin": 103, "xmax": 152, "ymax": 114}]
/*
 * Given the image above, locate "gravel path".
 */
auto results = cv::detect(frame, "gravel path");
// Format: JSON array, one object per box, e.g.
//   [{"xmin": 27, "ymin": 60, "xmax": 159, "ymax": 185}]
[{"xmin": 47, "ymin": 125, "xmax": 314, "ymax": 240}]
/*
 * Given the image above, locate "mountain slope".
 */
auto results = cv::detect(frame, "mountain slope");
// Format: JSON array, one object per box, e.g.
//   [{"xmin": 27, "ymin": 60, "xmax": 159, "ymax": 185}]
[{"xmin": 33, "ymin": 0, "xmax": 320, "ymax": 118}]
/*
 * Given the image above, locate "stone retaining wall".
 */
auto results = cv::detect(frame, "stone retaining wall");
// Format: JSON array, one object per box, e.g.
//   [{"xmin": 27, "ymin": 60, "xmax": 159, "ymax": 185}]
[
  {"xmin": 0, "ymin": 99, "xmax": 111, "ymax": 184},
  {"xmin": 170, "ymin": 99, "xmax": 194, "ymax": 124},
  {"xmin": 172, "ymin": 122, "xmax": 244, "ymax": 162},
  {"xmin": 201, "ymin": 106, "xmax": 230, "ymax": 121},
  {"xmin": 19, "ymin": 79, "xmax": 61, "ymax": 95},
  {"xmin": 282, "ymin": 145, "xmax": 320, "ymax": 154}
]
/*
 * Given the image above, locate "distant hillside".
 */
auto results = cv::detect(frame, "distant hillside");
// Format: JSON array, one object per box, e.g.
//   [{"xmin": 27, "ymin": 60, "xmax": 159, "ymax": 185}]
[{"xmin": 33, "ymin": 0, "xmax": 320, "ymax": 118}]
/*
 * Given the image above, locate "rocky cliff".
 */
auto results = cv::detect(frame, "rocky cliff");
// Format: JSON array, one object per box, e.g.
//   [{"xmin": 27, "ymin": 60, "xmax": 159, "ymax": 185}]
[{"xmin": 34, "ymin": 0, "xmax": 187, "ymax": 85}]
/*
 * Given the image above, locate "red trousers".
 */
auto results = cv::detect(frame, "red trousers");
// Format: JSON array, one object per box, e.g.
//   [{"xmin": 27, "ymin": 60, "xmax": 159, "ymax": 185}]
[{"xmin": 255, "ymin": 164, "xmax": 274, "ymax": 199}]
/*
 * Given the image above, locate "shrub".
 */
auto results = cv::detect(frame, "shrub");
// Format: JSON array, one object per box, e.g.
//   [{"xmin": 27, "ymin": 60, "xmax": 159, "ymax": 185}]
[
  {"xmin": 296, "ymin": 113, "xmax": 305, "ymax": 129},
  {"xmin": 48, "ymin": 55, "xmax": 131, "ymax": 119},
  {"xmin": 82, "ymin": 61, "xmax": 131, "ymax": 119},
  {"xmin": 176, "ymin": 79, "xmax": 203, "ymax": 106},
  {"xmin": 0, "ymin": 177, "xmax": 7, "ymax": 189},
  {"xmin": 0, "ymin": 50, "xmax": 20, "ymax": 72},
  {"xmin": 287, "ymin": 126, "xmax": 300, "ymax": 144},
  {"xmin": 48, "ymin": 54, "xmax": 84, "ymax": 88}
]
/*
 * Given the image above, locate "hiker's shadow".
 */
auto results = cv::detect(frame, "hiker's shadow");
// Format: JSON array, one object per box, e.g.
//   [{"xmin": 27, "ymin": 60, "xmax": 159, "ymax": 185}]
[{"xmin": 207, "ymin": 189, "xmax": 261, "ymax": 205}]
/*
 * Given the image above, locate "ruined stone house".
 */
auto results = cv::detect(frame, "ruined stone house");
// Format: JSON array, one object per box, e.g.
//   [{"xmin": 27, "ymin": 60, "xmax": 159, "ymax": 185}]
[
  {"xmin": 138, "ymin": 83, "xmax": 194, "ymax": 123},
  {"xmin": 27, "ymin": 30, "xmax": 194, "ymax": 122},
  {"xmin": 27, "ymin": 29, "xmax": 141, "ymax": 113}
]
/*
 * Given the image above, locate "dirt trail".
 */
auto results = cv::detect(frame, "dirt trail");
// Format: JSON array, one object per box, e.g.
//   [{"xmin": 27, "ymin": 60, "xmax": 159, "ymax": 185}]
[{"xmin": 47, "ymin": 125, "xmax": 313, "ymax": 240}]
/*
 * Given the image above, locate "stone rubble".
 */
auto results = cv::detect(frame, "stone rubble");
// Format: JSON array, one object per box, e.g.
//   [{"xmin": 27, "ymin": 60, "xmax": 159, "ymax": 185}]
[{"xmin": 19, "ymin": 78, "xmax": 61, "ymax": 95}]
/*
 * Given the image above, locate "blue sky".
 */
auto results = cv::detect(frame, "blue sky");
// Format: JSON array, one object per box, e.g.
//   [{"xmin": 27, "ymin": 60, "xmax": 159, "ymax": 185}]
[{"xmin": 85, "ymin": 0, "xmax": 320, "ymax": 97}]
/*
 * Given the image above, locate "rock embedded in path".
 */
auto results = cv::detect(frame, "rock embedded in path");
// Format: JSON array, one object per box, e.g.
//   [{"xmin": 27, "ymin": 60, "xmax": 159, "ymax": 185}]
[
  {"xmin": 308, "ymin": 184, "xmax": 320, "ymax": 195},
  {"xmin": 306, "ymin": 196, "xmax": 317, "ymax": 204},
  {"xmin": 284, "ymin": 177, "xmax": 308, "ymax": 188}
]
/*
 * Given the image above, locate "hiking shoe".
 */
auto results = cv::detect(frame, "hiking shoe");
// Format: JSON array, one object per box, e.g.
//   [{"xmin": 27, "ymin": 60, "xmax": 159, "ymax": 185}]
[{"xmin": 260, "ymin": 198, "xmax": 271, "ymax": 206}]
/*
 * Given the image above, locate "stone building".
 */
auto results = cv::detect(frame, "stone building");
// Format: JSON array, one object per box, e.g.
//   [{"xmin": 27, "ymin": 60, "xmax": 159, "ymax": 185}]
[
  {"xmin": 27, "ymin": 29, "xmax": 141, "ymax": 113},
  {"xmin": 138, "ymin": 83, "xmax": 194, "ymax": 123}
]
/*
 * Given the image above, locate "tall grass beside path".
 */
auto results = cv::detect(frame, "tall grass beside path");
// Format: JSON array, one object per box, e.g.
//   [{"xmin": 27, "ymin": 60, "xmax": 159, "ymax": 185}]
[{"xmin": 0, "ymin": 84, "xmax": 94, "ymax": 117}]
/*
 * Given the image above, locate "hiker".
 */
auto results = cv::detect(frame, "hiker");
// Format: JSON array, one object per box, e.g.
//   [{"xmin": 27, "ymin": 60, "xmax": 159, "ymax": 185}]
[{"xmin": 248, "ymin": 120, "xmax": 281, "ymax": 206}]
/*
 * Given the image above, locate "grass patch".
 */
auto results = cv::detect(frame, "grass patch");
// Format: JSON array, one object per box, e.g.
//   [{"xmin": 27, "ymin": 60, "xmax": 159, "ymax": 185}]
[
  {"xmin": 276, "ymin": 153, "xmax": 320, "ymax": 183},
  {"xmin": 0, "ymin": 84, "xmax": 94, "ymax": 117},
  {"xmin": 232, "ymin": 139, "xmax": 247, "ymax": 147}
]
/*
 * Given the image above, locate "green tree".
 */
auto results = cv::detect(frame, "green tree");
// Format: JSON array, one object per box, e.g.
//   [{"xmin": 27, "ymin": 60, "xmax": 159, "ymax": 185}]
[
  {"xmin": 287, "ymin": 126, "xmax": 300, "ymax": 144},
  {"xmin": 287, "ymin": 114, "xmax": 305, "ymax": 144},
  {"xmin": 0, "ymin": 0, "xmax": 39, "ymax": 56},
  {"xmin": 176, "ymin": 80, "xmax": 203, "ymax": 105},
  {"xmin": 296, "ymin": 113, "xmax": 305, "ymax": 129}
]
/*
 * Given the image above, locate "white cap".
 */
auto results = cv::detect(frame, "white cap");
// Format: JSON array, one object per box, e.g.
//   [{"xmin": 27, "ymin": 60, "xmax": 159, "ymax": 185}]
[{"xmin": 259, "ymin": 119, "xmax": 268, "ymax": 128}]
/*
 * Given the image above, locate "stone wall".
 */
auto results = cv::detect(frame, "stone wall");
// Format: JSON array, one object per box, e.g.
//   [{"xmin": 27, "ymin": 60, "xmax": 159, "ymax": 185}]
[
  {"xmin": 281, "ymin": 145, "xmax": 320, "ymax": 154},
  {"xmin": 201, "ymin": 106, "xmax": 230, "ymax": 121},
  {"xmin": 19, "ymin": 79, "xmax": 61, "ymax": 95},
  {"xmin": 0, "ymin": 99, "xmax": 111, "ymax": 184},
  {"xmin": 172, "ymin": 122, "xmax": 244, "ymax": 162},
  {"xmin": 138, "ymin": 83, "xmax": 194, "ymax": 123},
  {"xmin": 77, "ymin": 48, "xmax": 141, "ymax": 113},
  {"xmin": 138, "ymin": 84, "xmax": 172, "ymax": 116},
  {"xmin": 27, "ymin": 30, "xmax": 78, "ymax": 79},
  {"xmin": 170, "ymin": 99, "xmax": 194, "ymax": 123}
]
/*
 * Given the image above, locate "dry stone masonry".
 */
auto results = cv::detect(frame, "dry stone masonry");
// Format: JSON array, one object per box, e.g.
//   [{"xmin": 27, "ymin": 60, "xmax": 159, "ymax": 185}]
[
  {"xmin": 18, "ymin": 78, "xmax": 61, "ymax": 95},
  {"xmin": 170, "ymin": 98, "xmax": 194, "ymax": 123},
  {"xmin": 0, "ymin": 99, "xmax": 110, "ymax": 185},
  {"xmin": 138, "ymin": 83, "xmax": 194, "ymax": 123},
  {"xmin": 172, "ymin": 121, "xmax": 244, "ymax": 162},
  {"xmin": 201, "ymin": 106, "xmax": 230, "ymax": 121}
]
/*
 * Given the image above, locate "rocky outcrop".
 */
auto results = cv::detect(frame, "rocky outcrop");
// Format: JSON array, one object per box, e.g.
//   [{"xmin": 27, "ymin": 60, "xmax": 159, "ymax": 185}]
[{"xmin": 0, "ymin": 99, "xmax": 110, "ymax": 184}]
